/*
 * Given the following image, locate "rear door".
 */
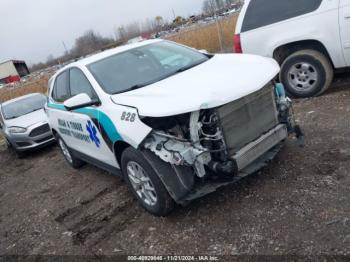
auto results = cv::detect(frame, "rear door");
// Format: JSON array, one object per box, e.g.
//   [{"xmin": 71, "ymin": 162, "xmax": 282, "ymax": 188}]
[
  {"xmin": 340, "ymin": 0, "xmax": 350, "ymax": 65},
  {"xmin": 48, "ymin": 70, "xmax": 75, "ymax": 145}
]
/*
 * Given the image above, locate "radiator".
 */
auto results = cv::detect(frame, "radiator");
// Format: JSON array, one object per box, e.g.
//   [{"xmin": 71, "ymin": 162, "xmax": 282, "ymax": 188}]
[{"xmin": 217, "ymin": 83, "xmax": 279, "ymax": 156}]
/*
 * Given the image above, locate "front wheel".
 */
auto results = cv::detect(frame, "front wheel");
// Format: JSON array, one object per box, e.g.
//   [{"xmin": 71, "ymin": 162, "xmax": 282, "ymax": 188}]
[
  {"xmin": 57, "ymin": 135, "xmax": 84, "ymax": 169},
  {"xmin": 280, "ymin": 49, "xmax": 334, "ymax": 98},
  {"xmin": 5, "ymin": 138, "xmax": 12, "ymax": 148},
  {"xmin": 14, "ymin": 149, "xmax": 26, "ymax": 159},
  {"xmin": 121, "ymin": 147, "xmax": 175, "ymax": 216},
  {"xmin": 6, "ymin": 139, "xmax": 25, "ymax": 159}
]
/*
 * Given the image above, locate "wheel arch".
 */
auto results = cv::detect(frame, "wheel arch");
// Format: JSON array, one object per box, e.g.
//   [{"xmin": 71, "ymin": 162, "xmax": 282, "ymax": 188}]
[
  {"xmin": 114, "ymin": 140, "xmax": 132, "ymax": 167},
  {"xmin": 273, "ymin": 40, "xmax": 334, "ymax": 68},
  {"xmin": 118, "ymin": 144, "xmax": 196, "ymax": 203},
  {"xmin": 51, "ymin": 128, "xmax": 59, "ymax": 139}
]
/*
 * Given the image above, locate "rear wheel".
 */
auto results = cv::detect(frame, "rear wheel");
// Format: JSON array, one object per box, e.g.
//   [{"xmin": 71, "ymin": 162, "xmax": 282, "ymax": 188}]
[
  {"xmin": 121, "ymin": 147, "xmax": 175, "ymax": 216},
  {"xmin": 57, "ymin": 135, "xmax": 84, "ymax": 169},
  {"xmin": 280, "ymin": 49, "xmax": 333, "ymax": 98}
]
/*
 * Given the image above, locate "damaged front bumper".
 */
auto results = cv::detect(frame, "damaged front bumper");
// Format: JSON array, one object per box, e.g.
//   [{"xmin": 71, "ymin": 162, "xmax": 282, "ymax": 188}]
[
  {"xmin": 232, "ymin": 124, "xmax": 287, "ymax": 171},
  {"xmin": 141, "ymin": 82, "xmax": 303, "ymax": 204},
  {"xmin": 143, "ymin": 139, "xmax": 286, "ymax": 205}
]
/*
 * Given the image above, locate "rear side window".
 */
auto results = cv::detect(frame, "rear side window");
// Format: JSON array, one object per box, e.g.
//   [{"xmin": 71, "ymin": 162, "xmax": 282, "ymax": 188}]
[
  {"xmin": 53, "ymin": 71, "xmax": 69, "ymax": 102},
  {"xmin": 242, "ymin": 0, "xmax": 322, "ymax": 32}
]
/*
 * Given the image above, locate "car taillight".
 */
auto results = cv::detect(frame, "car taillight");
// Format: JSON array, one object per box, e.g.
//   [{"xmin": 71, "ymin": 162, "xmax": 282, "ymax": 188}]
[{"xmin": 234, "ymin": 34, "xmax": 242, "ymax": 53}]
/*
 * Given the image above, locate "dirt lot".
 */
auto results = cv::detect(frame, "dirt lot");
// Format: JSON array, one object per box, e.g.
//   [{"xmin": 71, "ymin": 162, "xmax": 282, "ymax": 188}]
[{"xmin": 1, "ymin": 74, "xmax": 350, "ymax": 257}]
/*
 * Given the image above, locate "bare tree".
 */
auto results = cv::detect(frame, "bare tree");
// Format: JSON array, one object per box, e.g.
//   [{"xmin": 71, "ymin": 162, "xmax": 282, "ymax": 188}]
[
  {"xmin": 46, "ymin": 54, "xmax": 55, "ymax": 63},
  {"xmin": 173, "ymin": 16, "xmax": 186, "ymax": 25},
  {"xmin": 155, "ymin": 16, "xmax": 164, "ymax": 32},
  {"xmin": 71, "ymin": 30, "xmax": 114, "ymax": 57},
  {"xmin": 125, "ymin": 22, "xmax": 141, "ymax": 39},
  {"xmin": 202, "ymin": 1, "xmax": 209, "ymax": 14},
  {"xmin": 202, "ymin": 0, "xmax": 216, "ymax": 15},
  {"xmin": 215, "ymin": 0, "xmax": 225, "ymax": 10},
  {"xmin": 142, "ymin": 18, "xmax": 157, "ymax": 33},
  {"xmin": 115, "ymin": 26, "xmax": 127, "ymax": 42}
]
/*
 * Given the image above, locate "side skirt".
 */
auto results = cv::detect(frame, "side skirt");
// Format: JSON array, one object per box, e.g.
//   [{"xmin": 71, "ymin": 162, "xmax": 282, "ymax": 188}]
[{"xmin": 70, "ymin": 148, "xmax": 122, "ymax": 177}]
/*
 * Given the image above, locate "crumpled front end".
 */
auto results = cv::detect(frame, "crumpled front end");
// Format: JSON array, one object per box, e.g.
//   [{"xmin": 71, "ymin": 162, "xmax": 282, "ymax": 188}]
[{"xmin": 140, "ymin": 82, "xmax": 303, "ymax": 203}]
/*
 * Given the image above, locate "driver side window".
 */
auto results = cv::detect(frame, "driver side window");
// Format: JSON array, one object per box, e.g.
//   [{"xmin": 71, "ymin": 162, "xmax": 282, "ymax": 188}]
[{"xmin": 69, "ymin": 68, "xmax": 97, "ymax": 100}]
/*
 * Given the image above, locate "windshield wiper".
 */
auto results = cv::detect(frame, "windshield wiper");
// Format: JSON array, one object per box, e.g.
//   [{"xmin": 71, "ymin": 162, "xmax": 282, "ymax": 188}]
[
  {"xmin": 113, "ymin": 82, "xmax": 152, "ymax": 95},
  {"xmin": 128, "ymin": 83, "xmax": 149, "ymax": 91},
  {"xmin": 29, "ymin": 108, "xmax": 43, "ymax": 113},
  {"xmin": 6, "ymin": 116, "xmax": 19, "ymax": 120},
  {"xmin": 112, "ymin": 74, "xmax": 175, "ymax": 95},
  {"xmin": 175, "ymin": 60, "xmax": 207, "ymax": 73}
]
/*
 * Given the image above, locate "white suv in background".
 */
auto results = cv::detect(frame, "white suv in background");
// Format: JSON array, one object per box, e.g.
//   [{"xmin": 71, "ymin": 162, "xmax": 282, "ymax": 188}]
[{"xmin": 235, "ymin": 0, "xmax": 350, "ymax": 97}]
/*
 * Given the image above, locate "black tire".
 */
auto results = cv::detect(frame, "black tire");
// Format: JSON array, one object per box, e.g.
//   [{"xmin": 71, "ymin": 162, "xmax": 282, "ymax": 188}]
[
  {"xmin": 56, "ymin": 134, "xmax": 84, "ymax": 169},
  {"xmin": 5, "ymin": 139, "xmax": 25, "ymax": 159},
  {"xmin": 5, "ymin": 138, "xmax": 12, "ymax": 148},
  {"xmin": 121, "ymin": 147, "xmax": 175, "ymax": 216},
  {"xmin": 280, "ymin": 49, "xmax": 334, "ymax": 98},
  {"xmin": 14, "ymin": 149, "xmax": 25, "ymax": 159}
]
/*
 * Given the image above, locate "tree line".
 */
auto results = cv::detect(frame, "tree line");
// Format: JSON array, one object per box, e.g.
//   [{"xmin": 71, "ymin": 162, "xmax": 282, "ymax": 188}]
[{"xmin": 30, "ymin": 30, "xmax": 116, "ymax": 72}]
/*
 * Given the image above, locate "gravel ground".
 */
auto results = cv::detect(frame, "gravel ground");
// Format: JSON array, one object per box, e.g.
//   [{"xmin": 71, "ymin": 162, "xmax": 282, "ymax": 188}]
[{"xmin": 0, "ymin": 74, "xmax": 350, "ymax": 257}]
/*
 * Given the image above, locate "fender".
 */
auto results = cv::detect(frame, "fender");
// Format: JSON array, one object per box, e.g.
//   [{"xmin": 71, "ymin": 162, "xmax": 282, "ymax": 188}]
[{"xmin": 141, "ymin": 149, "xmax": 195, "ymax": 203}]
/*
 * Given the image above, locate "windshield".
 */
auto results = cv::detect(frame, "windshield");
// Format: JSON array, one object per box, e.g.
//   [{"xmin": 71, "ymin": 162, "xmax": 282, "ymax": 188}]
[
  {"xmin": 2, "ymin": 94, "xmax": 46, "ymax": 119},
  {"xmin": 88, "ymin": 41, "xmax": 210, "ymax": 94}
]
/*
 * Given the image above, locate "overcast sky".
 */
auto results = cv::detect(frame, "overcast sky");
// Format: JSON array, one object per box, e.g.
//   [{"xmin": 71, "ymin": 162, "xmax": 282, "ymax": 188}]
[{"xmin": 0, "ymin": 0, "xmax": 205, "ymax": 65}]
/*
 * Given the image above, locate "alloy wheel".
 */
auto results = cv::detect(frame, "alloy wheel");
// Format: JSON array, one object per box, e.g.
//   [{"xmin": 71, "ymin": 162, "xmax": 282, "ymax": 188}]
[
  {"xmin": 59, "ymin": 138, "xmax": 73, "ymax": 164},
  {"xmin": 287, "ymin": 62, "xmax": 318, "ymax": 92},
  {"xmin": 126, "ymin": 161, "xmax": 158, "ymax": 206}
]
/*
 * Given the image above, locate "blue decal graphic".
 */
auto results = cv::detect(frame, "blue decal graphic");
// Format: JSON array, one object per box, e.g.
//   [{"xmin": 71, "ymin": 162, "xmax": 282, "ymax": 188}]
[
  {"xmin": 86, "ymin": 120, "xmax": 100, "ymax": 148},
  {"xmin": 47, "ymin": 103, "xmax": 123, "ymax": 148}
]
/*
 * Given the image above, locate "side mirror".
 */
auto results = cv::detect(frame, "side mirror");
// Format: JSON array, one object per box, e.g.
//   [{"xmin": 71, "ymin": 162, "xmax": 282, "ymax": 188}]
[{"xmin": 64, "ymin": 93, "xmax": 98, "ymax": 111}]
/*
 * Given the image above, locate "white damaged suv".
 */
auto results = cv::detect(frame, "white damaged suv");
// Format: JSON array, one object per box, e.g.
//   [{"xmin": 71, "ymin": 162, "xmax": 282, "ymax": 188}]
[{"xmin": 46, "ymin": 40, "xmax": 302, "ymax": 216}]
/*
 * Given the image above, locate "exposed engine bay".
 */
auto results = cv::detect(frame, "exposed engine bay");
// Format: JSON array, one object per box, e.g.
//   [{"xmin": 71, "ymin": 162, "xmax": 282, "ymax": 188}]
[
  {"xmin": 143, "ymin": 109, "xmax": 232, "ymax": 178},
  {"xmin": 142, "ymin": 82, "xmax": 303, "ymax": 179}
]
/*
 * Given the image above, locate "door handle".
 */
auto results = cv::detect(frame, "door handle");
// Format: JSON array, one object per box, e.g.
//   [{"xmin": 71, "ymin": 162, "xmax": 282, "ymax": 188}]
[{"xmin": 345, "ymin": 14, "xmax": 350, "ymax": 19}]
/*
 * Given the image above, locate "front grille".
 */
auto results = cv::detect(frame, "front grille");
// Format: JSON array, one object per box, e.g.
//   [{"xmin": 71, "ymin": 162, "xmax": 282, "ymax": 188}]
[
  {"xmin": 217, "ymin": 84, "xmax": 279, "ymax": 156},
  {"xmin": 29, "ymin": 124, "xmax": 50, "ymax": 137}
]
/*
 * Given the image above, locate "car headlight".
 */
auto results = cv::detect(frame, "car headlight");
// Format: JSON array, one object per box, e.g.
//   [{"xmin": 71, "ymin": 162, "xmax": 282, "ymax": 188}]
[{"xmin": 8, "ymin": 126, "xmax": 27, "ymax": 134}]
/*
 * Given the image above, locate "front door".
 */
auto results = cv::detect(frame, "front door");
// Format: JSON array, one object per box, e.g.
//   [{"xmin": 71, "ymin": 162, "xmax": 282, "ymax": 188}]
[
  {"xmin": 340, "ymin": 0, "xmax": 350, "ymax": 65},
  {"xmin": 68, "ymin": 68, "xmax": 118, "ymax": 168}
]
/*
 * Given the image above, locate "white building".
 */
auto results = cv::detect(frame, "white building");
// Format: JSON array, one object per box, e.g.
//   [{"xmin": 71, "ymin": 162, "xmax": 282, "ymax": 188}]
[{"xmin": 0, "ymin": 60, "xmax": 30, "ymax": 84}]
